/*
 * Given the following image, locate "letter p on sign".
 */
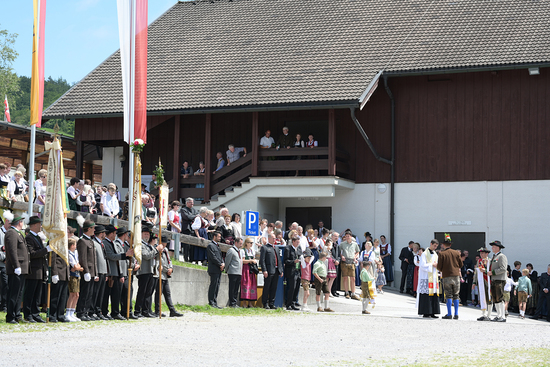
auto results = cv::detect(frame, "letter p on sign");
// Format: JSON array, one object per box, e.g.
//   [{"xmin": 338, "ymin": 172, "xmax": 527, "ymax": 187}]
[{"xmin": 245, "ymin": 211, "xmax": 259, "ymax": 236}]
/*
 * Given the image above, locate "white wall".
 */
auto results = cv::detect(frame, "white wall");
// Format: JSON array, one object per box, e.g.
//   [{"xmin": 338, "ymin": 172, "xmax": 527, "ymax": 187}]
[
  {"xmin": 222, "ymin": 179, "xmax": 550, "ymax": 275},
  {"xmin": 392, "ymin": 180, "xmax": 550, "ymax": 275},
  {"xmin": 102, "ymin": 147, "xmax": 128, "ymax": 198}
]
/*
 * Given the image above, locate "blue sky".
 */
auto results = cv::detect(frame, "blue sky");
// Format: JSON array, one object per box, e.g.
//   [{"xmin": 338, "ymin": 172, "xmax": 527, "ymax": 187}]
[{"xmin": 2, "ymin": 0, "xmax": 176, "ymax": 85}]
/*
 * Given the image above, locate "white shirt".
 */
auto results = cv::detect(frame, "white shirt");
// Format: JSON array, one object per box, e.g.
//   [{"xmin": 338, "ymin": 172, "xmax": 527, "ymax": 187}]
[
  {"xmin": 259, "ymin": 136, "xmax": 275, "ymax": 148},
  {"xmin": 299, "ymin": 235, "xmax": 308, "ymax": 252},
  {"xmin": 101, "ymin": 193, "xmax": 119, "ymax": 217}
]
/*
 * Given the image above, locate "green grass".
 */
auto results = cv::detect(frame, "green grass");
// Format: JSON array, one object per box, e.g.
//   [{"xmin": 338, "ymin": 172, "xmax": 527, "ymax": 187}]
[
  {"xmin": 172, "ymin": 260, "xmax": 207, "ymax": 271},
  {"xmin": 322, "ymin": 347, "xmax": 550, "ymax": 367},
  {"xmin": 175, "ymin": 303, "xmax": 288, "ymax": 316}
]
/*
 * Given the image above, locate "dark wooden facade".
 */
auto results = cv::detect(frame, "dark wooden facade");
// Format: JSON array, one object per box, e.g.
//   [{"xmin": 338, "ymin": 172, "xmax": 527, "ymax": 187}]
[{"xmin": 73, "ymin": 67, "xmax": 549, "ymax": 199}]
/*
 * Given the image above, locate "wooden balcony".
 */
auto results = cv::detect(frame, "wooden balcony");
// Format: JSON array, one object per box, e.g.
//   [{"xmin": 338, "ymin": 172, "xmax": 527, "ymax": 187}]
[{"xmin": 179, "ymin": 147, "xmax": 350, "ymax": 203}]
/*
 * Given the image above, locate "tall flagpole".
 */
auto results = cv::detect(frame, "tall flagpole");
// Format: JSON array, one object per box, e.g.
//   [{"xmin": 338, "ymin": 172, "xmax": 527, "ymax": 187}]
[
  {"xmin": 28, "ymin": 124, "xmax": 36, "ymax": 214},
  {"xmin": 128, "ymin": 0, "xmax": 136, "ymax": 223}
]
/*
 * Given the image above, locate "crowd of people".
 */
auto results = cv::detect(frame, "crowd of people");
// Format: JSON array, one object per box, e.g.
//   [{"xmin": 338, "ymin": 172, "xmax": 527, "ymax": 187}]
[
  {"xmin": 0, "ymin": 209, "xmax": 183, "ymax": 323},
  {"xmin": 0, "ymin": 162, "xmax": 548, "ymax": 321},
  {"xmin": 398, "ymin": 235, "xmax": 549, "ymax": 322},
  {"xmin": 176, "ymin": 126, "xmax": 321, "ymax": 181}
]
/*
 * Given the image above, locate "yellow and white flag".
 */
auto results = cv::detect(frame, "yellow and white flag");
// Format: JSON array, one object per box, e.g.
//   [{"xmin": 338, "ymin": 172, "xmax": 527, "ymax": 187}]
[
  {"xmin": 159, "ymin": 182, "xmax": 169, "ymax": 229},
  {"xmin": 131, "ymin": 153, "xmax": 142, "ymax": 264},
  {"xmin": 42, "ymin": 138, "xmax": 69, "ymax": 264}
]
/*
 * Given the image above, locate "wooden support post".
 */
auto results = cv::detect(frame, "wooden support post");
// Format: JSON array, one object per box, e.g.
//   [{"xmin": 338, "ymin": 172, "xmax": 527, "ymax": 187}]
[
  {"xmin": 328, "ymin": 109, "xmax": 336, "ymax": 176},
  {"xmin": 251, "ymin": 112, "xmax": 259, "ymax": 177},
  {"xmin": 204, "ymin": 114, "xmax": 212, "ymax": 202},
  {"xmin": 172, "ymin": 115, "xmax": 181, "ymax": 201},
  {"xmin": 84, "ymin": 162, "xmax": 93, "ymax": 182},
  {"xmin": 76, "ymin": 140, "xmax": 84, "ymax": 179}
]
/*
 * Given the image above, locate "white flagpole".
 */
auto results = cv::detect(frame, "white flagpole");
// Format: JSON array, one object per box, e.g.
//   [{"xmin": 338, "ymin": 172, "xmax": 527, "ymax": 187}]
[
  {"xmin": 28, "ymin": 124, "xmax": 36, "ymax": 214},
  {"xmin": 128, "ymin": 0, "xmax": 136, "ymax": 220}
]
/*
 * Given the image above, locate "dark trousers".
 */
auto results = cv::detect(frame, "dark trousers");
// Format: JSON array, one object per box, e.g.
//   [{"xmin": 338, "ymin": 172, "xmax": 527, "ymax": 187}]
[
  {"xmin": 135, "ymin": 273, "xmax": 154, "ymax": 314},
  {"xmin": 6, "ymin": 274, "xmax": 25, "ymax": 322},
  {"xmin": 23, "ymin": 278, "xmax": 43, "ymax": 319},
  {"xmin": 0, "ymin": 267, "xmax": 8, "ymax": 309},
  {"xmin": 331, "ymin": 265, "xmax": 341, "ymax": 293},
  {"xmin": 208, "ymin": 272, "xmax": 221, "ymax": 307},
  {"xmin": 534, "ymin": 290, "xmax": 550, "ymax": 319},
  {"xmin": 50, "ymin": 281, "xmax": 69, "ymax": 321},
  {"xmin": 154, "ymin": 278, "xmax": 175, "ymax": 313},
  {"xmin": 459, "ymin": 280, "xmax": 469, "ymax": 305},
  {"xmin": 182, "ymin": 243, "xmax": 191, "ymax": 262},
  {"xmin": 262, "ymin": 270, "xmax": 279, "ymax": 307},
  {"xmin": 76, "ymin": 277, "xmax": 94, "ymax": 317},
  {"xmin": 121, "ymin": 274, "xmax": 134, "ymax": 316},
  {"xmin": 103, "ymin": 277, "xmax": 123, "ymax": 316},
  {"xmin": 91, "ymin": 274, "xmax": 106, "ymax": 316},
  {"xmin": 285, "ymin": 269, "xmax": 300, "ymax": 307},
  {"xmin": 400, "ymin": 264, "xmax": 408, "ymax": 292},
  {"xmin": 228, "ymin": 274, "xmax": 241, "ymax": 307}
]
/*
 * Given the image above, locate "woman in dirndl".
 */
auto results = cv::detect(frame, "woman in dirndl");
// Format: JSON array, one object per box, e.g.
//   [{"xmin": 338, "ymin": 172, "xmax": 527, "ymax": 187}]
[
  {"xmin": 240, "ymin": 237, "xmax": 258, "ymax": 307},
  {"xmin": 307, "ymin": 229, "xmax": 319, "ymax": 282},
  {"xmin": 324, "ymin": 239, "xmax": 338, "ymax": 295},
  {"xmin": 191, "ymin": 207, "xmax": 209, "ymax": 265},
  {"xmin": 8, "ymin": 170, "xmax": 27, "ymax": 202},
  {"xmin": 221, "ymin": 215, "xmax": 235, "ymax": 246}
]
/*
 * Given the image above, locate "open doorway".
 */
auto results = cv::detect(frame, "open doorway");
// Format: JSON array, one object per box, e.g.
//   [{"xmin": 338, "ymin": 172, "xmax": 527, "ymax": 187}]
[
  {"xmin": 285, "ymin": 207, "xmax": 332, "ymax": 231},
  {"xmin": 434, "ymin": 232, "xmax": 486, "ymax": 259}
]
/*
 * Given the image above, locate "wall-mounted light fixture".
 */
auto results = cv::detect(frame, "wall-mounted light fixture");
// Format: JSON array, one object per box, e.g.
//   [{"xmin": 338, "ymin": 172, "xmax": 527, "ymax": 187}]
[
  {"xmin": 377, "ymin": 183, "xmax": 387, "ymax": 194},
  {"xmin": 528, "ymin": 67, "xmax": 540, "ymax": 76},
  {"xmin": 119, "ymin": 155, "xmax": 126, "ymax": 168}
]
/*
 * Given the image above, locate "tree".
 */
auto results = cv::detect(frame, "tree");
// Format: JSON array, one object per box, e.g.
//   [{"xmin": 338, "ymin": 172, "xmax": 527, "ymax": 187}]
[{"xmin": 0, "ymin": 26, "xmax": 19, "ymax": 105}]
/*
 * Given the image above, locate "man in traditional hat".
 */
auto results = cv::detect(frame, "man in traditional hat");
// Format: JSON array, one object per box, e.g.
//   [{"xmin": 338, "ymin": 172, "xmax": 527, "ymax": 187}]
[
  {"xmin": 436, "ymin": 234, "xmax": 463, "ymax": 319},
  {"xmin": 4, "ymin": 214, "xmax": 30, "ymax": 323},
  {"xmin": 473, "ymin": 247, "xmax": 493, "ymax": 321},
  {"xmin": 135, "ymin": 224, "xmax": 161, "ymax": 317},
  {"xmin": 153, "ymin": 235, "xmax": 183, "ymax": 317},
  {"xmin": 23, "ymin": 216, "xmax": 52, "ymax": 323},
  {"xmin": 76, "ymin": 220, "xmax": 97, "ymax": 321},
  {"xmin": 50, "ymin": 238, "xmax": 70, "ymax": 323},
  {"xmin": 480, "ymin": 241, "xmax": 508, "ymax": 322},
  {"xmin": 90, "ymin": 225, "xmax": 109, "ymax": 320},
  {"xmin": 0, "ymin": 210, "xmax": 14, "ymax": 312},
  {"xmin": 117, "ymin": 227, "xmax": 140, "ymax": 319},
  {"xmin": 103, "ymin": 225, "xmax": 133, "ymax": 320}
]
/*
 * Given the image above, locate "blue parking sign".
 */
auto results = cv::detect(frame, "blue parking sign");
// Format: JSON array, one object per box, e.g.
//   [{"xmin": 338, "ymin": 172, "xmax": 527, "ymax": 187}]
[{"xmin": 245, "ymin": 211, "xmax": 259, "ymax": 236}]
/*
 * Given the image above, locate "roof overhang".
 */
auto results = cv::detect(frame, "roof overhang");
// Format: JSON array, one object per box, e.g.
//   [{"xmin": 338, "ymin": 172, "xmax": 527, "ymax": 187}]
[{"xmin": 43, "ymin": 100, "xmax": 360, "ymax": 121}]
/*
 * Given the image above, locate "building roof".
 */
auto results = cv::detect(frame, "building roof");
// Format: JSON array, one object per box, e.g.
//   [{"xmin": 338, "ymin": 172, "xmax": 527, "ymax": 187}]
[{"xmin": 43, "ymin": 0, "xmax": 550, "ymax": 119}]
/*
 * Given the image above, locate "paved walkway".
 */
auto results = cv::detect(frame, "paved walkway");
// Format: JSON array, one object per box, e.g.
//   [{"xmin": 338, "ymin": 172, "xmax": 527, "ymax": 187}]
[{"xmin": 1, "ymin": 289, "xmax": 548, "ymax": 366}]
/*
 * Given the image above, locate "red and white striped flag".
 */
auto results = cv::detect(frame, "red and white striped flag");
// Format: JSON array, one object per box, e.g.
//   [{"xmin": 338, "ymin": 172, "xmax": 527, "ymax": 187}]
[
  {"xmin": 3, "ymin": 95, "xmax": 10, "ymax": 123},
  {"xmin": 117, "ymin": 0, "xmax": 148, "ymax": 144}
]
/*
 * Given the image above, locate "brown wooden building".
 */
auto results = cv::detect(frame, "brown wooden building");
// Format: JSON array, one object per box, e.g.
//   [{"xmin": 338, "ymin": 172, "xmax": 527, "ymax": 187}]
[{"xmin": 42, "ymin": 0, "xmax": 550, "ymax": 271}]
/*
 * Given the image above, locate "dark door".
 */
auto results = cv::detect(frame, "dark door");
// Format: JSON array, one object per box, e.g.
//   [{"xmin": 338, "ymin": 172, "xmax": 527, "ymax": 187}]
[
  {"xmin": 285, "ymin": 207, "xmax": 332, "ymax": 230},
  {"xmin": 434, "ymin": 232, "xmax": 486, "ymax": 260}
]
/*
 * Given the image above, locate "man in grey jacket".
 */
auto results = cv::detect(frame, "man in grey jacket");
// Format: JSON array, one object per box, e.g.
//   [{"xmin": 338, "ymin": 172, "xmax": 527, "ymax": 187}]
[
  {"xmin": 153, "ymin": 235, "xmax": 183, "ymax": 317},
  {"xmin": 225, "ymin": 237, "xmax": 243, "ymax": 308},
  {"xmin": 135, "ymin": 225, "xmax": 162, "ymax": 317},
  {"xmin": 91, "ymin": 225, "xmax": 109, "ymax": 320},
  {"xmin": 102, "ymin": 225, "xmax": 133, "ymax": 320},
  {"xmin": 481, "ymin": 241, "xmax": 508, "ymax": 322}
]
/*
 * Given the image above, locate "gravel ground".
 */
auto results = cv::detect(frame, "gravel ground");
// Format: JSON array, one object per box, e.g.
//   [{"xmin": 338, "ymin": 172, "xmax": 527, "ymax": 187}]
[{"xmin": 2, "ymin": 290, "xmax": 549, "ymax": 366}]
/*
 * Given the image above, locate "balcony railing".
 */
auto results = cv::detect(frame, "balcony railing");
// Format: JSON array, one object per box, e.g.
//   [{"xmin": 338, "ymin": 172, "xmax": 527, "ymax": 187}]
[{"xmin": 179, "ymin": 147, "xmax": 350, "ymax": 202}]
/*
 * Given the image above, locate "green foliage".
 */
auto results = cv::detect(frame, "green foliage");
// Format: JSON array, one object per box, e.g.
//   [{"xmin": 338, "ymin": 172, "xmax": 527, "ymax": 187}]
[
  {"xmin": 9, "ymin": 75, "xmax": 74, "ymax": 136},
  {"xmin": 0, "ymin": 26, "xmax": 19, "ymax": 106}
]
